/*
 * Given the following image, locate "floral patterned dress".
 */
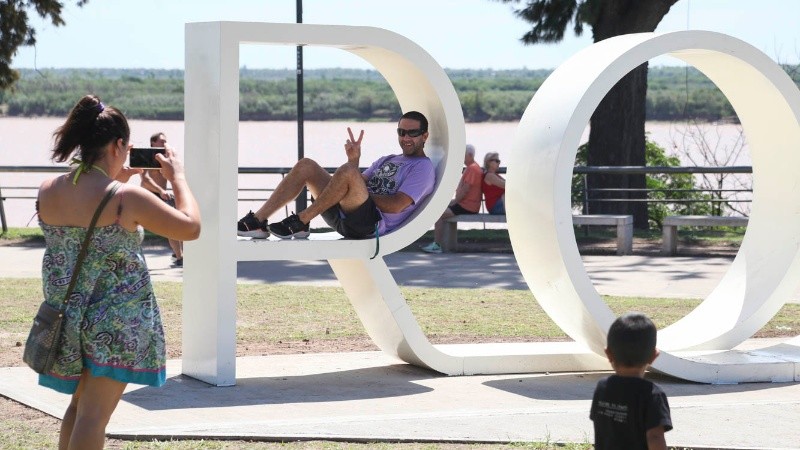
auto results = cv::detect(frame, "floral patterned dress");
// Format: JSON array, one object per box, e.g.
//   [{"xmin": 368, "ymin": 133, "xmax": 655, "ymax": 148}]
[{"xmin": 38, "ymin": 220, "xmax": 166, "ymax": 394}]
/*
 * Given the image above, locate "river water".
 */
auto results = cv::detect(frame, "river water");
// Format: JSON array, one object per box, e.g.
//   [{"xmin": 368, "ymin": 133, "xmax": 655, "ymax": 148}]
[{"xmin": 0, "ymin": 117, "xmax": 750, "ymax": 227}]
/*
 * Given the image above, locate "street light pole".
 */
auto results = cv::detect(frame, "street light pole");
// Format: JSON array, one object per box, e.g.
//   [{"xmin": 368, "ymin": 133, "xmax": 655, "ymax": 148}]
[{"xmin": 295, "ymin": 0, "xmax": 307, "ymax": 212}]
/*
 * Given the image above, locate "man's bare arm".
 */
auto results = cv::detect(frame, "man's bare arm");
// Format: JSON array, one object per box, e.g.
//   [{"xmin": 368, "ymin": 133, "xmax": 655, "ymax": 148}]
[{"xmin": 371, "ymin": 191, "xmax": 413, "ymax": 214}]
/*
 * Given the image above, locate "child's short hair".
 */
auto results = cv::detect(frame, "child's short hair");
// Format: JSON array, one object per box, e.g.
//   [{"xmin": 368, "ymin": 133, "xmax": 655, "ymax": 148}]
[{"xmin": 607, "ymin": 312, "xmax": 657, "ymax": 367}]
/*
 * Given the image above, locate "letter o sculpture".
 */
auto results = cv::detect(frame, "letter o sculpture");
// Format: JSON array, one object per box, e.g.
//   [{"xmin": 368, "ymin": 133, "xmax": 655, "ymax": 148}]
[{"xmin": 507, "ymin": 31, "xmax": 800, "ymax": 383}]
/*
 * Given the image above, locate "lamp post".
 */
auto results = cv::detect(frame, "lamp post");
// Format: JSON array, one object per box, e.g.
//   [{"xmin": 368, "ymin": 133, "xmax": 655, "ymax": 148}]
[{"xmin": 295, "ymin": 0, "xmax": 307, "ymax": 212}]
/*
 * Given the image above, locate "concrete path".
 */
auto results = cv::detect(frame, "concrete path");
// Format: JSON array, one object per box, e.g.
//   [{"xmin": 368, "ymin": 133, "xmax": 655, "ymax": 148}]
[
  {"xmin": 2, "ymin": 243, "xmax": 800, "ymax": 449},
  {"xmin": 0, "ymin": 243, "xmax": 772, "ymax": 300},
  {"xmin": 2, "ymin": 349, "xmax": 799, "ymax": 449}
]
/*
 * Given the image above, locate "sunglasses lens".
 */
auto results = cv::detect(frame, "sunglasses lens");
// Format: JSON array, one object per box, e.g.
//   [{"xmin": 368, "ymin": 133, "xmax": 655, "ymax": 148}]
[{"xmin": 397, "ymin": 128, "xmax": 425, "ymax": 137}]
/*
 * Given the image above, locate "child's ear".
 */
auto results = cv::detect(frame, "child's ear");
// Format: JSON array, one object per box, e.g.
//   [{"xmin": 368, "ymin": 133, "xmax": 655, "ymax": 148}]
[
  {"xmin": 604, "ymin": 348, "xmax": 614, "ymax": 364},
  {"xmin": 649, "ymin": 348, "xmax": 660, "ymax": 364}
]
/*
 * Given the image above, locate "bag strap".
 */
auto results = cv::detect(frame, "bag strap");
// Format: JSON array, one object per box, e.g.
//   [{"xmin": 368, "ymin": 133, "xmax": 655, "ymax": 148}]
[{"xmin": 59, "ymin": 182, "xmax": 121, "ymax": 308}]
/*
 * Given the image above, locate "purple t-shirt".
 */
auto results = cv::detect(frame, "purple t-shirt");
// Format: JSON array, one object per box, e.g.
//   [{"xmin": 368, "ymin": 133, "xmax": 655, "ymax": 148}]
[{"xmin": 363, "ymin": 154, "xmax": 435, "ymax": 235}]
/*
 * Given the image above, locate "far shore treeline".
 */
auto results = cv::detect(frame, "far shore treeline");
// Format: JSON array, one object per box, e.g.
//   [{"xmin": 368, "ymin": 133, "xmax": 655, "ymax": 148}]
[{"xmin": 3, "ymin": 67, "xmax": 799, "ymax": 122}]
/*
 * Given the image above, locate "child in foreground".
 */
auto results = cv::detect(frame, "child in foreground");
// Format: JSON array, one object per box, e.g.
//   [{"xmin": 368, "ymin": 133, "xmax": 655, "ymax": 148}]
[{"xmin": 590, "ymin": 312, "xmax": 673, "ymax": 450}]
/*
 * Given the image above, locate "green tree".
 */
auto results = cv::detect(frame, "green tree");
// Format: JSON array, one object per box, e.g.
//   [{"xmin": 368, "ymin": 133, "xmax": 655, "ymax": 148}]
[
  {"xmin": 573, "ymin": 138, "xmax": 710, "ymax": 228},
  {"xmin": 0, "ymin": 0, "xmax": 89, "ymax": 90},
  {"xmin": 492, "ymin": 0, "xmax": 679, "ymax": 229}
]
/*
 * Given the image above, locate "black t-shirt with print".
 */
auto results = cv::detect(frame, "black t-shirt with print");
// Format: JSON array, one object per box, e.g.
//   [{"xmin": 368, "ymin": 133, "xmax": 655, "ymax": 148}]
[{"xmin": 590, "ymin": 375, "xmax": 673, "ymax": 450}]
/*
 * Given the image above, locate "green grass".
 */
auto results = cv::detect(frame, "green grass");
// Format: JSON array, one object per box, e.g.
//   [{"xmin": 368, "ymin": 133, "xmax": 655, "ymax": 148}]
[
  {"xmin": 0, "ymin": 227, "xmax": 45, "ymax": 243},
  {"xmin": 4, "ymin": 277, "xmax": 794, "ymax": 449},
  {"xmin": 0, "ymin": 227, "xmax": 169, "ymax": 247},
  {"xmin": 4, "ymin": 279, "xmax": 798, "ymax": 358}
]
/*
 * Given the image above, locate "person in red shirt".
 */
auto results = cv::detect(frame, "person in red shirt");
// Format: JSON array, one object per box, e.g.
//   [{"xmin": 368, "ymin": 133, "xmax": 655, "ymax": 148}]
[
  {"xmin": 421, "ymin": 144, "xmax": 483, "ymax": 253},
  {"xmin": 482, "ymin": 152, "xmax": 505, "ymax": 215}
]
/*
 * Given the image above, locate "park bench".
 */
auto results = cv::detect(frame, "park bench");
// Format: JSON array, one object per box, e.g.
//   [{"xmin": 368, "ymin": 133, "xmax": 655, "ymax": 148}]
[
  {"xmin": 442, "ymin": 213, "xmax": 634, "ymax": 255},
  {"xmin": 661, "ymin": 215, "xmax": 748, "ymax": 255}
]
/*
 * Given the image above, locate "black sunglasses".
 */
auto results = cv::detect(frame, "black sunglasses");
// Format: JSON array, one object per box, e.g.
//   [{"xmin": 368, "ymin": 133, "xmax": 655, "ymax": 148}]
[
  {"xmin": 397, "ymin": 128, "xmax": 426, "ymax": 138},
  {"xmin": 489, "ymin": 159, "xmax": 501, "ymax": 163}
]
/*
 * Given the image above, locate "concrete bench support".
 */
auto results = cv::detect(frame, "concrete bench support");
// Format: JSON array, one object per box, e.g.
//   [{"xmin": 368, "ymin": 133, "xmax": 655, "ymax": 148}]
[
  {"xmin": 662, "ymin": 215, "xmax": 748, "ymax": 256},
  {"xmin": 442, "ymin": 214, "xmax": 633, "ymax": 255}
]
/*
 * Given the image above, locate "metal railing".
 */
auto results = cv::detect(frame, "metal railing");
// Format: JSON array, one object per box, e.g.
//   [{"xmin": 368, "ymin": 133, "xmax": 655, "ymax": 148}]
[
  {"xmin": 572, "ymin": 165, "xmax": 753, "ymax": 217},
  {"xmin": 0, "ymin": 165, "xmax": 753, "ymax": 233},
  {"xmin": 0, "ymin": 165, "xmax": 357, "ymax": 233}
]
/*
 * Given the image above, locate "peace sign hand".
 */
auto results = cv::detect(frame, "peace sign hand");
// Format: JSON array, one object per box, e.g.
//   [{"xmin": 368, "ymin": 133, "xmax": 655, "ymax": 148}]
[{"xmin": 345, "ymin": 127, "xmax": 364, "ymax": 164}]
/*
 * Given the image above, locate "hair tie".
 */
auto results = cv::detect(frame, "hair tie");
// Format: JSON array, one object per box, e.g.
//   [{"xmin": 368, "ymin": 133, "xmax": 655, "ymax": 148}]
[{"xmin": 96, "ymin": 102, "xmax": 105, "ymax": 113}]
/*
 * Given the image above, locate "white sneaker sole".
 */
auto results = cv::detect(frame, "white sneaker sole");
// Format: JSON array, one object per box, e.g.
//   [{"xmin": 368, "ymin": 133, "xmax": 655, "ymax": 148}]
[
  {"xmin": 271, "ymin": 230, "xmax": 310, "ymax": 239},
  {"xmin": 238, "ymin": 230, "xmax": 269, "ymax": 239}
]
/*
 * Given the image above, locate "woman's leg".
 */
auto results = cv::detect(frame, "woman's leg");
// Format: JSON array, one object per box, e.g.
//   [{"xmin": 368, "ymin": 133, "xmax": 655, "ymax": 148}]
[
  {"xmin": 59, "ymin": 390, "xmax": 82, "ymax": 449},
  {"xmin": 62, "ymin": 370, "xmax": 127, "ymax": 450}
]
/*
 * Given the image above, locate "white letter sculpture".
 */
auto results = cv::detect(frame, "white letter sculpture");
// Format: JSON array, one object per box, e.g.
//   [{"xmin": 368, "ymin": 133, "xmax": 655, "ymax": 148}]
[
  {"xmin": 183, "ymin": 22, "xmax": 609, "ymax": 386},
  {"xmin": 184, "ymin": 23, "xmax": 800, "ymax": 386},
  {"xmin": 509, "ymin": 30, "xmax": 800, "ymax": 383}
]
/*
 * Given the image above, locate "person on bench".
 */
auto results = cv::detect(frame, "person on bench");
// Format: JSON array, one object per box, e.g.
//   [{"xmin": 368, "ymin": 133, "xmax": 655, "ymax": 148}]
[
  {"xmin": 421, "ymin": 144, "xmax": 483, "ymax": 253},
  {"xmin": 482, "ymin": 151, "xmax": 506, "ymax": 215},
  {"xmin": 237, "ymin": 111, "xmax": 436, "ymax": 240}
]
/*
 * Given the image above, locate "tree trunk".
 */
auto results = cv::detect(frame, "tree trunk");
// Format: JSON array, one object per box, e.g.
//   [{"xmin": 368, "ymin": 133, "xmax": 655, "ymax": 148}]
[
  {"xmin": 584, "ymin": 0, "xmax": 679, "ymax": 229},
  {"xmin": 587, "ymin": 64, "xmax": 649, "ymax": 228}
]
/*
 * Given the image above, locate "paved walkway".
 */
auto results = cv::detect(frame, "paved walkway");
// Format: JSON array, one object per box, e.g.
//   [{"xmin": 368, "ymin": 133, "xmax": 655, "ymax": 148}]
[
  {"xmin": 2, "ymin": 244, "xmax": 800, "ymax": 448},
  {"xmin": 1, "ymin": 243, "xmax": 786, "ymax": 300}
]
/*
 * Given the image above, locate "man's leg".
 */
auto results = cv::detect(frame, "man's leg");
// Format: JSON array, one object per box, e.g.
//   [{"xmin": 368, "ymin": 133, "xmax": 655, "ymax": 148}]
[
  {"xmin": 296, "ymin": 162, "xmax": 369, "ymax": 225},
  {"xmin": 433, "ymin": 207, "xmax": 456, "ymax": 245},
  {"xmin": 169, "ymin": 239, "xmax": 183, "ymax": 265},
  {"xmin": 421, "ymin": 205, "xmax": 455, "ymax": 253},
  {"xmin": 253, "ymin": 158, "xmax": 331, "ymax": 221}
]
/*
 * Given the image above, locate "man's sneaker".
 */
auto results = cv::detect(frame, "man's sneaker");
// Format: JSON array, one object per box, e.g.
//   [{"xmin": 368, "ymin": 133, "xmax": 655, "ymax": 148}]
[
  {"xmin": 420, "ymin": 242, "xmax": 442, "ymax": 254},
  {"xmin": 268, "ymin": 213, "xmax": 310, "ymax": 239},
  {"xmin": 171, "ymin": 258, "xmax": 183, "ymax": 268},
  {"xmin": 237, "ymin": 211, "xmax": 269, "ymax": 239}
]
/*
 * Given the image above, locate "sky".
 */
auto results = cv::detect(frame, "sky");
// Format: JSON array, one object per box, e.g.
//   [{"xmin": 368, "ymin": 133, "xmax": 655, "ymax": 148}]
[{"xmin": 11, "ymin": 0, "xmax": 800, "ymax": 71}]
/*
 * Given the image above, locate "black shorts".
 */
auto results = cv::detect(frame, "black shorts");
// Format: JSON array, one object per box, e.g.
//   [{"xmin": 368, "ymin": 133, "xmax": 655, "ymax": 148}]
[
  {"xmin": 152, "ymin": 190, "xmax": 175, "ymax": 208},
  {"xmin": 321, "ymin": 197, "xmax": 381, "ymax": 239},
  {"xmin": 449, "ymin": 203, "xmax": 478, "ymax": 215}
]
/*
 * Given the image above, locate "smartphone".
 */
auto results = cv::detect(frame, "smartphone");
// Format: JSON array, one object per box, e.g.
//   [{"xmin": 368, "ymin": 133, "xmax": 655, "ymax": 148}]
[{"xmin": 130, "ymin": 147, "xmax": 166, "ymax": 169}]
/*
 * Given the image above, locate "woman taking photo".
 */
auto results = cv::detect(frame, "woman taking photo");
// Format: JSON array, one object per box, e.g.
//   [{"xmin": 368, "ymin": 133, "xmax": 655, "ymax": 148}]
[
  {"xmin": 482, "ymin": 152, "xmax": 505, "ymax": 215},
  {"xmin": 35, "ymin": 94, "xmax": 200, "ymax": 449}
]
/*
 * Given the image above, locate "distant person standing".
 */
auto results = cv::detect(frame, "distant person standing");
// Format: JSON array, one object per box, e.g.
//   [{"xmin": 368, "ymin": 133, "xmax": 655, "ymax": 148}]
[
  {"xmin": 482, "ymin": 152, "xmax": 505, "ymax": 215},
  {"xmin": 421, "ymin": 144, "xmax": 482, "ymax": 253},
  {"xmin": 140, "ymin": 132, "xmax": 183, "ymax": 267},
  {"xmin": 590, "ymin": 312, "xmax": 673, "ymax": 450}
]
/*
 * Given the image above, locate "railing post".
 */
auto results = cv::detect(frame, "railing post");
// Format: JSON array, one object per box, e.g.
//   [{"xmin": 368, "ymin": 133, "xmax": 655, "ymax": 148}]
[
  {"xmin": 581, "ymin": 174, "xmax": 589, "ymax": 214},
  {"xmin": 0, "ymin": 186, "xmax": 7, "ymax": 234},
  {"xmin": 581, "ymin": 174, "xmax": 589, "ymax": 237}
]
